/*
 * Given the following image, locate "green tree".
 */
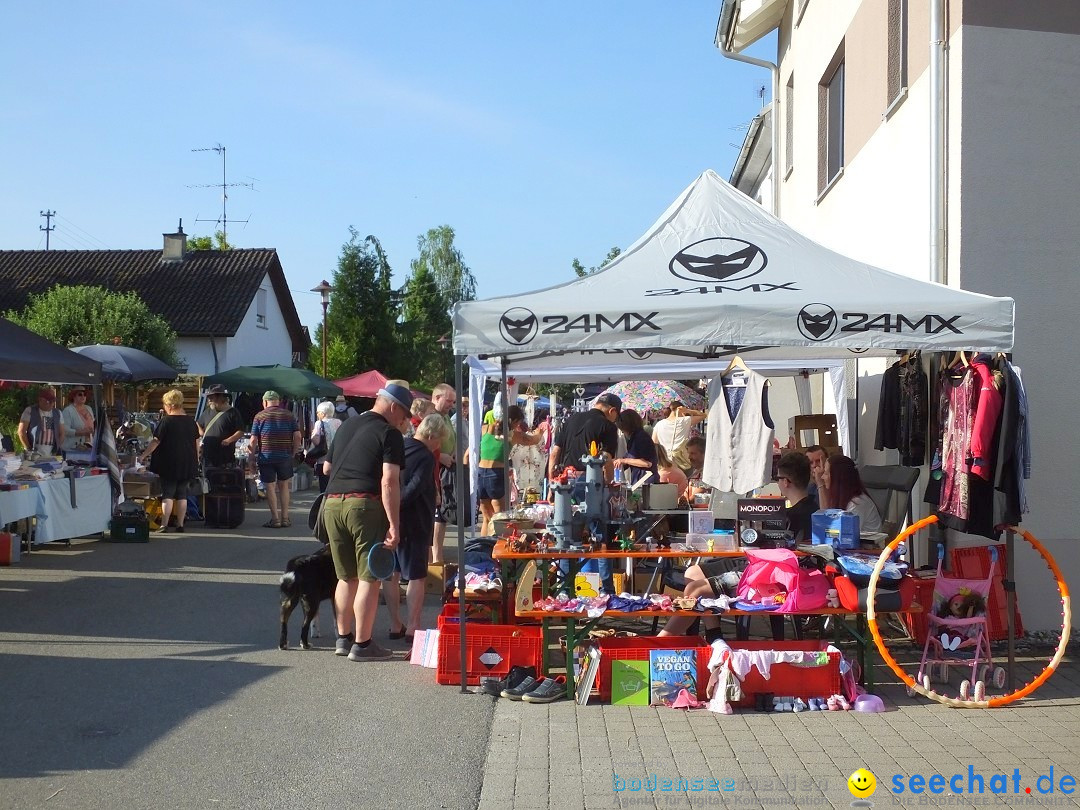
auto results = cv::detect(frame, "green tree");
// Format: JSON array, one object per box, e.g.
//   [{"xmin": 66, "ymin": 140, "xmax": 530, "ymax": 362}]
[
  {"xmin": 400, "ymin": 262, "xmax": 451, "ymax": 390},
  {"xmin": 413, "ymin": 225, "xmax": 477, "ymax": 308},
  {"xmin": 186, "ymin": 230, "xmax": 233, "ymax": 251},
  {"xmin": 309, "ymin": 229, "xmax": 401, "ymax": 380},
  {"xmin": 572, "ymin": 246, "xmax": 621, "ymax": 278},
  {"xmin": 7, "ymin": 285, "xmax": 179, "ymax": 366}
]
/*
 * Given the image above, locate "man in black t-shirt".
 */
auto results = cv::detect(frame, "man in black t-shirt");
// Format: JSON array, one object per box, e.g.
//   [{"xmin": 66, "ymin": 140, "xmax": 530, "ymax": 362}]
[
  {"xmin": 197, "ymin": 385, "xmax": 245, "ymax": 468},
  {"xmin": 548, "ymin": 392, "xmax": 621, "ymax": 483},
  {"xmin": 323, "ymin": 382, "xmax": 412, "ymax": 662}
]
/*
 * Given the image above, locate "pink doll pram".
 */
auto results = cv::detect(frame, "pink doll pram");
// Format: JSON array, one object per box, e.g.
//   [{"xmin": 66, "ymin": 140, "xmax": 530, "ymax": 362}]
[{"xmin": 914, "ymin": 544, "xmax": 1006, "ymax": 701}]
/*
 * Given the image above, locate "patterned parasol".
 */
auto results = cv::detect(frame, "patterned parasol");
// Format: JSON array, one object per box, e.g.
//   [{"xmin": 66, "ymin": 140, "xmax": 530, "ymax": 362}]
[{"xmin": 594, "ymin": 380, "xmax": 706, "ymax": 417}]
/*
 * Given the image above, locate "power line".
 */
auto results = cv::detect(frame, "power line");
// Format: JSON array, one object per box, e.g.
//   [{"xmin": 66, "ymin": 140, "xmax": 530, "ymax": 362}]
[{"xmin": 56, "ymin": 214, "xmax": 111, "ymax": 249}]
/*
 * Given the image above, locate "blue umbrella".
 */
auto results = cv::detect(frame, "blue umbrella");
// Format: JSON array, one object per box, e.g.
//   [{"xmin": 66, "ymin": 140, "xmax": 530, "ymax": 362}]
[{"xmin": 71, "ymin": 344, "xmax": 177, "ymax": 383}]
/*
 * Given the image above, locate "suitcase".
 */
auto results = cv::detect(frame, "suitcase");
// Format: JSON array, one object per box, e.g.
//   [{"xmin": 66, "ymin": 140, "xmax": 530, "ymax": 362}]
[
  {"xmin": 107, "ymin": 515, "xmax": 150, "ymax": 543},
  {"xmin": 205, "ymin": 492, "xmax": 245, "ymax": 528},
  {"xmin": 207, "ymin": 466, "xmax": 245, "ymax": 493}
]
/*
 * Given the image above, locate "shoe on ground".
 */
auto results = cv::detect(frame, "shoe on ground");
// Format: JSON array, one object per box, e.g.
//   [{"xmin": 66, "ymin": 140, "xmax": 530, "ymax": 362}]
[
  {"xmin": 334, "ymin": 634, "xmax": 355, "ymax": 656},
  {"xmin": 481, "ymin": 665, "xmax": 536, "ymax": 697},
  {"xmin": 348, "ymin": 641, "xmax": 393, "ymax": 661},
  {"xmin": 501, "ymin": 675, "xmax": 542, "ymax": 700},
  {"xmin": 521, "ymin": 676, "xmax": 568, "ymax": 704}
]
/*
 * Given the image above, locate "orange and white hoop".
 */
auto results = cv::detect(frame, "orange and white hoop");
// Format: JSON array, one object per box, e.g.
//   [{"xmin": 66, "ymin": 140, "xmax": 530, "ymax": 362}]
[{"xmin": 866, "ymin": 516, "xmax": 1070, "ymax": 708}]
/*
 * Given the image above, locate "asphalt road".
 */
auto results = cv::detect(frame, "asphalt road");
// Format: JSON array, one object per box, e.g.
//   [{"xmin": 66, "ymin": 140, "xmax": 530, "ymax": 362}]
[{"xmin": 0, "ymin": 494, "xmax": 493, "ymax": 810}]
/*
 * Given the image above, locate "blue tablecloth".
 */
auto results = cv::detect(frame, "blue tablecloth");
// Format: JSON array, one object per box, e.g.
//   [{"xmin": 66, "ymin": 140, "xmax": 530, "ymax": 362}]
[
  {"xmin": 31, "ymin": 476, "xmax": 111, "ymax": 544},
  {"xmin": 0, "ymin": 487, "xmax": 40, "ymax": 525}
]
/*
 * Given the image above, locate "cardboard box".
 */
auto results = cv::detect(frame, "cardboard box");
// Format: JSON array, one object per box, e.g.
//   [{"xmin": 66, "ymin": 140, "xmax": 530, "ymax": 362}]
[
  {"xmin": 426, "ymin": 563, "xmax": 446, "ymax": 595},
  {"xmin": 122, "ymin": 474, "xmax": 161, "ymax": 499},
  {"xmin": 812, "ymin": 509, "xmax": 859, "ymax": 549},
  {"xmin": 789, "ymin": 414, "xmax": 840, "ymax": 450}
]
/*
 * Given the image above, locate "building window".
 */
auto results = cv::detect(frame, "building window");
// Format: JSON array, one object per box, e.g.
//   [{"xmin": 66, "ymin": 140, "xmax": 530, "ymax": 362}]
[
  {"xmin": 785, "ymin": 74, "xmax": 794, "ymax": 177},
  {"xmin": 887, "ymin": 0, "xmax": 908, "ymax": 108},
  {"xmin": 256, "ymin": 288, "xmax": 267, "ymax": 329},
  {"xmin": 818, "ymin": 48, "xmax": 845, "ymax": 193}
]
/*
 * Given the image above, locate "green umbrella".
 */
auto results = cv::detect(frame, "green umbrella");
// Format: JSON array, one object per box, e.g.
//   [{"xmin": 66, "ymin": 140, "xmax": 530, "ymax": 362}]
[{"xmin": 205, "ymin": 365, "xmax": 342, "ymax": 398}]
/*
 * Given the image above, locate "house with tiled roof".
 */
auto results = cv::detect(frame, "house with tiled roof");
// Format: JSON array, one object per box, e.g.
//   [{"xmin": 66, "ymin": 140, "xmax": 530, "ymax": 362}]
[{"xmin": 0, "ymin": 225, "xmax": 309, "ymax": 375}]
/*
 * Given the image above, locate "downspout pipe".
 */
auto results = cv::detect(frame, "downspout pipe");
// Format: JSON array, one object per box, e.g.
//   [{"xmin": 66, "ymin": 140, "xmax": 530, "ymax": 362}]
[
  {"xmin": 929, "ymin": 0, "xmax": 947, "ymax": 284},
  {"xmin": 715, "ymin": 0, "xmax": 780, "ymax": 217}
]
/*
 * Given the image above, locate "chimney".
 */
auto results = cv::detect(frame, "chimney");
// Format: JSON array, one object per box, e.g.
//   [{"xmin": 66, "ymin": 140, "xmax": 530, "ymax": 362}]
[{"xmin": 162, "ymin": 219, "xmax": 187, "ymax": 262}]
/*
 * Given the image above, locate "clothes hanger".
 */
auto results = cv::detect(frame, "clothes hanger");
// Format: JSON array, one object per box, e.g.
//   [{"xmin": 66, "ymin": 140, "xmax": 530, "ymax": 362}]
[{"xmin": 720, "ymin": 354, "xmax": 749, "ymax": 377}]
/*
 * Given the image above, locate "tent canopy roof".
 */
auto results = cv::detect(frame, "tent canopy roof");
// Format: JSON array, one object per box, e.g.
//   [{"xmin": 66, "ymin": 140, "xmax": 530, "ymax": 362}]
[
  {"xmin": 452, "ymin": 170, "xmax": 1014, "ymax": 361},
  {"xmin": 0, "ymin": 319, "xmax": 102, "ymax": 385},
  {"xmin": 205, "ymin": 364, "xmax": 341, "ymax": 398},
  {"xmin": 334, "ymin": 369, "xmax": 389, "ymax": 398}
]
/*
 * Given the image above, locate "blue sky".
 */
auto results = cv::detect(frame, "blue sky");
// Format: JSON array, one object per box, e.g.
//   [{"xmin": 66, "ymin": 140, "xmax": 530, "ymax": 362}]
[{"xmin": 0, "ymin": 1, "xmax": 774, "ymax": 334}]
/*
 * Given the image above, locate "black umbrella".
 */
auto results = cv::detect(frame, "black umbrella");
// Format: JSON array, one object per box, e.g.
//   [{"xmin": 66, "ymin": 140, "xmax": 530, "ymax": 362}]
[{"xmin": 70, "ymin": 344, "xmax": 178, "ymax": 383}]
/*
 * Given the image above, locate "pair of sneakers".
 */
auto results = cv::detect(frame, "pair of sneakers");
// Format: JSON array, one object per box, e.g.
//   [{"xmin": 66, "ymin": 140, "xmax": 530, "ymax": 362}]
[
  {"xmin": 479, "ymin": 666, "xmax": 566, "ymax": 703},
  {"xmin": 335, "ymin": 633, "xmax": 394, "ymax": 661}
]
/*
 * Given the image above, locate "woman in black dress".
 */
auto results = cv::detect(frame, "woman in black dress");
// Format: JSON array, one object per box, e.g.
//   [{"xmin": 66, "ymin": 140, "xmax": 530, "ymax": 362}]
[{"xmin": 139, "ymin": 389, "xmax": 200, "ymax": 532}]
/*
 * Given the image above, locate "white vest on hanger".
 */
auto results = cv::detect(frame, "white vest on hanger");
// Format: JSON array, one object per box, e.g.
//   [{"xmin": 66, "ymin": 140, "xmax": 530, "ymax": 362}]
[{"xmin": 702, "ymin": 368, "xmax": 775, "ymax": 494}]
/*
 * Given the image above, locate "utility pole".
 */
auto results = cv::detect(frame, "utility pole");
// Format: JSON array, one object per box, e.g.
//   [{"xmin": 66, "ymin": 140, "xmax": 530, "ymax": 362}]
[{"xmin": 39, "ymin": 210, "xmax": 55, "ymax": 250}]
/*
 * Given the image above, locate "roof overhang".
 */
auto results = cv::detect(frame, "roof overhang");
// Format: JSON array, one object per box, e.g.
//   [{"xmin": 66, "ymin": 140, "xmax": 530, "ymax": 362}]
[
  {"xmin": 717, "ymin": 0, "xmax": 788, "ymax": 52},
  {"xmin": 730, "ymin": 104, "xmax": 773, "ymax": 195}
]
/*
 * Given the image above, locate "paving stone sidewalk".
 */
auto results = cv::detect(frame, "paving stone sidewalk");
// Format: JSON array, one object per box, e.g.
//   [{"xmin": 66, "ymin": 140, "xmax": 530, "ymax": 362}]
[{"xmin": 476, "ymin": 648, "xmax": 1080, "ymax": 810}]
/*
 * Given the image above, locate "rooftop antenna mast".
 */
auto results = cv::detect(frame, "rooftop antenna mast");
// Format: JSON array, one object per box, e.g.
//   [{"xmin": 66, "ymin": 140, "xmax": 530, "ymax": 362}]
[{"xmin": 189, "ymin": 144, "xmax": 254, "ymax": 246}]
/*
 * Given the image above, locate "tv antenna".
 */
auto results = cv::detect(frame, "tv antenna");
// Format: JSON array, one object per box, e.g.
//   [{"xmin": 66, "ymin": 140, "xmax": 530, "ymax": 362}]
[{"xmin": 189, "ymin": 144, "xmax": 254, "ymax": 246}]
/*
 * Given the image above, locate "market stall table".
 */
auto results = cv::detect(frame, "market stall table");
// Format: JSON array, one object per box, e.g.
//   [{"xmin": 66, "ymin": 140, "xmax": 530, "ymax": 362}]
[
  {"xmin": 491, "ymin": 540, "xmax": 922, "ymax": 699},
  {"xmin": 30, "ymin": 475, "xmax": 111, "ymax": 545}
]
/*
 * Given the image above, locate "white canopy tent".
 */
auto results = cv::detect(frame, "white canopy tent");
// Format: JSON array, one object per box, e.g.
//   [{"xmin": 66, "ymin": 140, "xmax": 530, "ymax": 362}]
[{"xmin": 444, "ymin": 169, "xmax": 1015, "ymax": 691}]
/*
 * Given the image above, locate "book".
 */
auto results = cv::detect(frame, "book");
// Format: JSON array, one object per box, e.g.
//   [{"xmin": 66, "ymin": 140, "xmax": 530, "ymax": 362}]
[
  {"xmin": 576, "ymin": 645, "xmax": 602, "ymax": 706},
  {"xmin": 649, "ymin": 648, "xmax": 698, "ymax": 706},
  {"xmin": 611, "ymin": 660, "xmax": 650, "ymax": 706}
]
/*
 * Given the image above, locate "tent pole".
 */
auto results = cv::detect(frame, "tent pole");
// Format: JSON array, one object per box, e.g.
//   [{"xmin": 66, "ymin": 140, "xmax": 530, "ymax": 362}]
[
  {"xmin": 1006, "ymin": 529, "xmax": 1017, "ymax": 691},
  {"xmin": 500, "ymin": 360, "xmax": 509, "ymax": 509},
  {"xmin": 456, "ymin": 353, "xmax": 469, "ymax": 693}
]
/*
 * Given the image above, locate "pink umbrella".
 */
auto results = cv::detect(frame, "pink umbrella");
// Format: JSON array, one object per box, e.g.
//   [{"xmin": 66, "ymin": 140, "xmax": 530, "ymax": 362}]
[{"xmin": 594, "ymin": 380, "xmax": 705, "ymax": 416}]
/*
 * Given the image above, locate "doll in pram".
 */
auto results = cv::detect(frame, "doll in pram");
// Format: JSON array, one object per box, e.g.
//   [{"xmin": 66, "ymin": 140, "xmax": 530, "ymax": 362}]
[{"xmin": 913, "ymin": 544, "xmax": 1007, "ymax": 701}]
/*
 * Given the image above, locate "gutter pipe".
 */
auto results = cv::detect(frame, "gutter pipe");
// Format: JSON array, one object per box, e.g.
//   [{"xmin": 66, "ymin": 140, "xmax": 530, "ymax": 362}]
[
  {"xmin": 930, "ymin": 0, "xmax": 947, "ymax": 284},
  {"xmin": 715, "ymin": 0, "xmax": 780, "ymax": 216}
]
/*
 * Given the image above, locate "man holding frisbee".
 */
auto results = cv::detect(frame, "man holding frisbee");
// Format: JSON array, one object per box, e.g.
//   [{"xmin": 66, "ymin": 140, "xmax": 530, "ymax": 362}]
[{"xmin": 323, "ymin": 381, "xmax": 413, "ymax": 662}]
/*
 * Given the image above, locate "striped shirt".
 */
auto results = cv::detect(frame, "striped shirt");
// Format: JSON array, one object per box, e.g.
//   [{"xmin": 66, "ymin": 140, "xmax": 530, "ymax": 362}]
[{"xmin": 251, "ymin": 406, "xmax": 299, "ymax": 462}]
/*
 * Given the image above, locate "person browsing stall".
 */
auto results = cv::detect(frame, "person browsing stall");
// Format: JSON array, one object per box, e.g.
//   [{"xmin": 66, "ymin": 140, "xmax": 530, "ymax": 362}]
[
  {"xmin": 322, "ymin": 382, "xmax": 413, "ymax": 662},
  {"xmin": 139, "ymin": 389, "xmax": 200, "ymax": 533},
  {"xmin": 613, "ymin": 409, "xmax": 658, "ymax": 487},
  {"xmin": 197, "ymin": 384, "xmax": 245, "ymax": 468},
  {"xmin": 60, "ymin": 386, "xmax": 94, "ymax": 453},
  {"xmin": 249, "ymin": 391, "xmax": 302, "ymax": 529},
  {"xmin": 308, "ymin": 401, "xmax": 342, "ymax": 492},
  {"xmin": 477, "ymin": 405, "xmax": 542, "ymax": 535},
  {"xmin": 17, "ymin": 386, "xmax": 65, "ymax": 453},
  {"xmin": 430, "ymin": 383, "xmax": 457, "ymax": 565}
]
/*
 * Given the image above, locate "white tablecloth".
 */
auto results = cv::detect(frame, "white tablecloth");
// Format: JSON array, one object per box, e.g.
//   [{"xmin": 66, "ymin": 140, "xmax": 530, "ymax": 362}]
[
  {"xmin": 0, "ymin": 487, "xmax": 40, "ymax": 525},
  {"xmin": 32, "ymin": 476, "xmax": 111, "ymax": 544}
]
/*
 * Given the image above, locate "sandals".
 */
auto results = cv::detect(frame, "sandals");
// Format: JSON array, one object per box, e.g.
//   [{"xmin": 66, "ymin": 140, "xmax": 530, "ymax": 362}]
[
  {"xmin": 263, "ymin": 519, "xmax": 282, "ymax": 529},
  {"xmin": 282, "ymin": 517, "xmax": 292, "ymax": 527}
]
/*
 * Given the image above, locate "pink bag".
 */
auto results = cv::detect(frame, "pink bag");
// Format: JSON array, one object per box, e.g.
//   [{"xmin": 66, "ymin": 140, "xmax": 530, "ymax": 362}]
[{"xmin": 737, "ymin": 548, "xmax": 830, "ymax": 613}]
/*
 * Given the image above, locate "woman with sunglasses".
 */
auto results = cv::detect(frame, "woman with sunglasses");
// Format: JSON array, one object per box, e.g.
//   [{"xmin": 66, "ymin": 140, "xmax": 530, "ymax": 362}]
[{"xmin": 60, "ymin": 387, "xmax": 95, "ymax": 453}]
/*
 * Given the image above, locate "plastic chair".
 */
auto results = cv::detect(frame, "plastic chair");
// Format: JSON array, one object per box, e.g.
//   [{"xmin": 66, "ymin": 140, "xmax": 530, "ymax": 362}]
[{"xmin": 857, "ymin": 464, "xmax": 920, "ymax": 540}]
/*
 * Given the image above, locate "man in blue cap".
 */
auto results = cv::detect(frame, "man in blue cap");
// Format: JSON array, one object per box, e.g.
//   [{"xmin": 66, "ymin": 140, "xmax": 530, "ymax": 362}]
[{"xmin": 323, "ymin": 380, "xmax": 413, "ymax": 661}]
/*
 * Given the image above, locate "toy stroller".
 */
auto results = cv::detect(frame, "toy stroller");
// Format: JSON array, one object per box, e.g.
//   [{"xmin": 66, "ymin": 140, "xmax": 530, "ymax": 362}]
[{"xmin": 913, "ymin": 544, "xmax": 1006, "ymax": 701}]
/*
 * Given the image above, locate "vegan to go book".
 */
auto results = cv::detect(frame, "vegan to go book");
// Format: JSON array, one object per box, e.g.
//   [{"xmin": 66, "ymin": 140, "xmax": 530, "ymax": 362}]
[{"xmin": 649, "ymin": 649, "xmax": 698, "ymax": 706}]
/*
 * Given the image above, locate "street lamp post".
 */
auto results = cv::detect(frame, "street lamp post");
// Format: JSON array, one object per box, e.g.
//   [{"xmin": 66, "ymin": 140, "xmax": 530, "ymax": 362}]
[{"xmin": 311, "ymin": 280, "xmax": 334, "ymax": 377}]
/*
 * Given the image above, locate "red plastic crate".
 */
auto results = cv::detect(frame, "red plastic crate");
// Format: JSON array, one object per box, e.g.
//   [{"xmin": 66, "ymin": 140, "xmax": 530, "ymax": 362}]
[
  {"xmin": 951, "ymin": 546, "xmax": 1024, "ymax": 641},
  {"xmin": 436, "ymin": 623, "xmax": 542, "ymax": 685},
  {"xmin": 438, "ymin": 601, "xmax": 498, "ymax": 629},
  {"xmin": 727, "ymin": 641, "xmax": 841, "ymax": 706},
  {"xmin": 593, "ymin": 636, "xmax": 711, "ymax": 702},
  {"xmin": 905, "ymin": 574, "xmax": 937, "ymax": 644}
]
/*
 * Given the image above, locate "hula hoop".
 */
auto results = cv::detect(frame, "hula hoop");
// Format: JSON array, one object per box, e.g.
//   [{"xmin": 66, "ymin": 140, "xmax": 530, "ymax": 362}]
[{"xmin": 866, "ymin": 516, "xmax": 1071, "ymax": 708}]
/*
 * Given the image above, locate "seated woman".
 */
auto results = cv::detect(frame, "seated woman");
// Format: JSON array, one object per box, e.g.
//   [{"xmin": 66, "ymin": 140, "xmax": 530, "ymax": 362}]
[
  {"xmin": 821, "ymin": 454, "xmax": 882, "ymax": 533},
  {"xmin": 477, "ymin": 405, "xmax": 542, "ymax": 535}
]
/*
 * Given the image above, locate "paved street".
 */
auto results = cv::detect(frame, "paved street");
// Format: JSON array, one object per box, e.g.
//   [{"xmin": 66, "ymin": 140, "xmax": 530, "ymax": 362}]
[{"xmin": 2, "ymin": 495, "xmax": 1078, "ymax": 809}]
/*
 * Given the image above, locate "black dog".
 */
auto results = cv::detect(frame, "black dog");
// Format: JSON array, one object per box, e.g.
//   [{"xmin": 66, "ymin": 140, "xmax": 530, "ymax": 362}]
[{"xmin": 279, "ymin": 545, "xmax": 336, "ymax": 650}]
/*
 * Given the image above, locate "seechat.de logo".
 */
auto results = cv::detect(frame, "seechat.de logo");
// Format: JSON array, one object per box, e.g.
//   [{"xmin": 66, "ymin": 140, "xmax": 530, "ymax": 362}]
[
  {"xmin": 500, "ymin": 308, "xmax": 538, "ymax": 346},
  {"xmin": 669, "ymin": 237, "xmax": 768, "ymax": 283},
  {"xmin": 798, "ymin": 303, "xmax": 838, "ymax": 342}
]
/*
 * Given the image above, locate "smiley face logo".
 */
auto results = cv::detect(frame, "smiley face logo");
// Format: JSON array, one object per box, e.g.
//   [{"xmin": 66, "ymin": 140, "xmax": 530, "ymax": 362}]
[{"xmin": 847, "ymin": 768, "xmax": 877, "ymax": 799}]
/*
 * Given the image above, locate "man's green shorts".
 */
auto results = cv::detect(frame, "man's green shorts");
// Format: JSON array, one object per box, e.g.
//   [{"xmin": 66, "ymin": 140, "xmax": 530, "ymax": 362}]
[{"xmin": 324, "ymin": 496, "xmax": 389, "ymax": 582}]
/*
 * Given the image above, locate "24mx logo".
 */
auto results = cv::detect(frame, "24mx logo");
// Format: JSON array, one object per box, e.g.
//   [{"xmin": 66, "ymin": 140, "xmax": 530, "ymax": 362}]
[
  {"xmin": 797, "ymin": 304, "xmax": 963, "ymax": 342},
  {"xmin": 499, "ymin": 309, "xmax": 661, "ymax": 346}
]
